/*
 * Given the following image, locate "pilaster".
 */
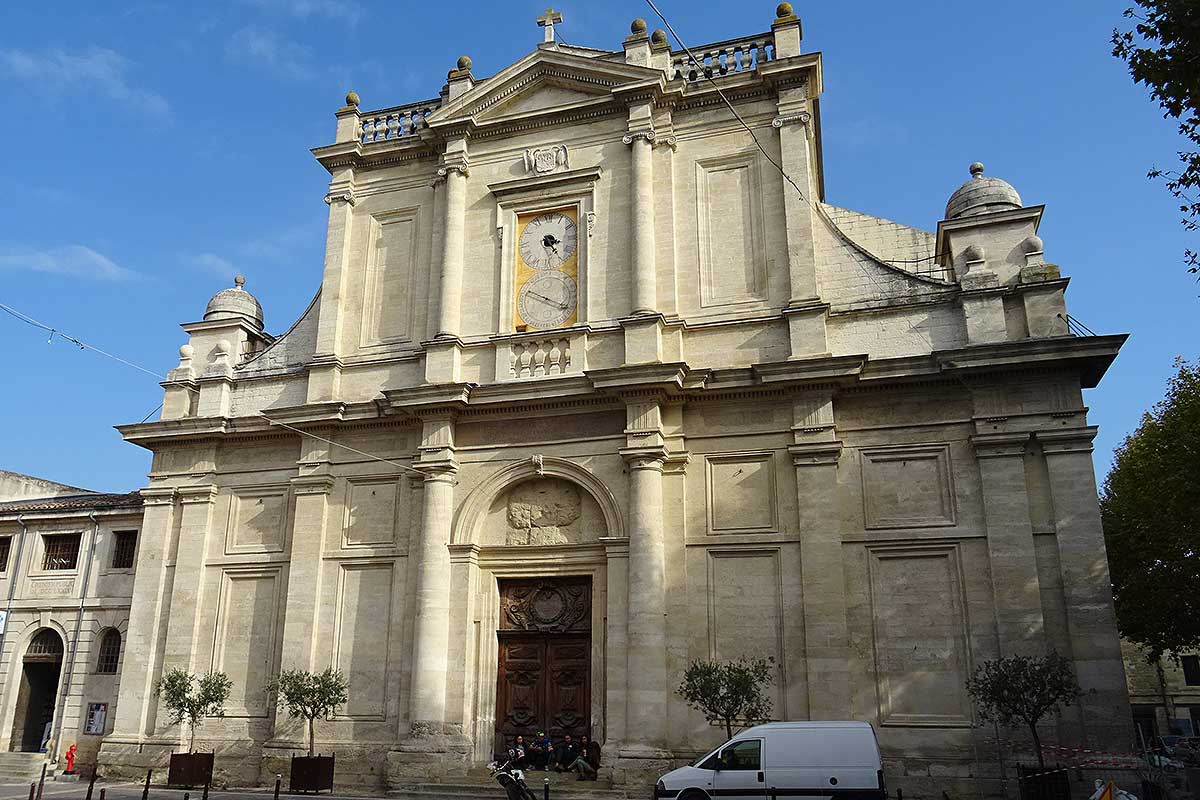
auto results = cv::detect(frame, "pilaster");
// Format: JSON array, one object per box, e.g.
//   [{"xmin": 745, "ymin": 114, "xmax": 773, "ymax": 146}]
[
  {"xmin": 970, "ymin": 431, "xmax": 1046, "ymax": 654},
  {"xmin": 1038, "ymin": 427, "xmax": 1130, "ymax": 751},
  {"xmin": 308, "ymin": 179, "xmax": 358, "ymax": 403},
  {"xmin": 624, "ymin": 109, "xmax": 657, "ymax": 315},
  {"xmin": 788, "ymin": 390, "xmax": 848, "ymax": 717},
  {"xmin": 435, "ymin": 142, "xmax": 470, "ymax": 339}
]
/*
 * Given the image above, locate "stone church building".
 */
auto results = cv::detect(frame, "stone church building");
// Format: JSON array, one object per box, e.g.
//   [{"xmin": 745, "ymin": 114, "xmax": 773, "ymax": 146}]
[{"xmin": 89, "ymin": 4, "xmax": 1130, "ymax": 792}]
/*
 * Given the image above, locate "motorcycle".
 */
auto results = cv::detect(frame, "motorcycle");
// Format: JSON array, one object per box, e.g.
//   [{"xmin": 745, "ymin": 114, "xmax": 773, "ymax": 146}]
[{"xmin": 488, "ymin": 749, "xmax": 538, "ymax": 800}]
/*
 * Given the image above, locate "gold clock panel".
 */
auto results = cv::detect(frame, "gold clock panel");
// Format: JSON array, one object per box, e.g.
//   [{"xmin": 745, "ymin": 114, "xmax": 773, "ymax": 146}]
[{"xmin": 514, "ymin": 207, "xmax": 580, "ymax": 331}]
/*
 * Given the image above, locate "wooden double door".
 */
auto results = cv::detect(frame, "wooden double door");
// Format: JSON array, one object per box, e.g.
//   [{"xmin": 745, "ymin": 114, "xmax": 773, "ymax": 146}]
[{"xmin": 495, "ymin": 577, "xmax": 591, "ymax": 751}]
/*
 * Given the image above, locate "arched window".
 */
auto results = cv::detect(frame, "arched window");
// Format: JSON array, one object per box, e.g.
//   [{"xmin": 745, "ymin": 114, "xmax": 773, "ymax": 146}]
[
  {"xmin": 27, "ymin": 629, "xmax": 63, "ymax": 659},
  {"xmin": 96, "ymin": 629, "xmax": 121, "ymax": 674}
]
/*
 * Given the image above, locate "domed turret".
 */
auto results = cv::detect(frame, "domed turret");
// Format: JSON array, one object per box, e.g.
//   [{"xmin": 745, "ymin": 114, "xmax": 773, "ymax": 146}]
[
  {"xmin": 204, "ymin": 275, "xmax": 263, "ymax": 330},
  {"xmin": 945, "ymin": 162, "xmax": 1022, "ymax": 220}
]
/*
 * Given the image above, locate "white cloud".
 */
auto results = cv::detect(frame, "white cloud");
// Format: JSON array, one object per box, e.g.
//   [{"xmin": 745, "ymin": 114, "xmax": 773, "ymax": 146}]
[
  {"xmin": 0, "ymin": 46, "xmax": 170, "ymax": 119},
  {"xmin": 191, "ymin": 253, "xmax": 240, "ymax": 279},
  {"xmin": 241, "ymin": 0, "xmax": 364, "ymax": 25},
  {"xmin": 227, "ymin": 27, "xmax": 312, "ymax": 79},
  {"xmin": 0, "ymin": 245, "xmax": 136, "ymax": 281}
]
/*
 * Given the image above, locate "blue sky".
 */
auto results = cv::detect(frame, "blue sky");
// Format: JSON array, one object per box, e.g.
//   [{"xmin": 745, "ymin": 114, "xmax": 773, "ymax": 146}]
[{"xmin": 0, "ymin": 1, "xmax": 1194, "ymax": 493}]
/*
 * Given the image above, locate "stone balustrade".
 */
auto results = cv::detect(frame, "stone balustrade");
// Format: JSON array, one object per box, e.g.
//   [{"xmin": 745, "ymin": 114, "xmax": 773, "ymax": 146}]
[
  {"xmin": 510, "ymin": 336, "xmax": 572, "ymax": 379},
  {"xmin": 360, "ymin": 99, "xmax": 441, "ymax": 143},
  {"xmin": 671, "ymin": 34, "xmax": 775, "ymax": 82}
]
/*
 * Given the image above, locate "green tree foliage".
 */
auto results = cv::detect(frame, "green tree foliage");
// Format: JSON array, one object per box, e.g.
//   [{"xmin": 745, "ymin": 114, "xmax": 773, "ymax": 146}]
[
  {"xmin": 154, "ymin": 669, "xmax": 234, "ymax": 752},
  {"xmin": 267, "ymin": 668, "xmax": 349, "ymax": 757},
  {"xmin": 1113, "ymin": 2, "xmax": 1200, "ymax": 274},
  {"xmin": 966, "ymin": 654, "xmax": 1083, "ymax": 768},
  {"xmin": 676, "ymin": 657, "xmax": 774, "ymax": 740},
  {"xmin": 1101, "ymin": 358, "xmax": 1200, "ymax": 660}
]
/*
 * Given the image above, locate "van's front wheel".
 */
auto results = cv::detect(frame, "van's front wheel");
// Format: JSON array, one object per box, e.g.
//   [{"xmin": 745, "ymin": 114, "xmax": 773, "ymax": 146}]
[{"xmin": 678, "ymin": 792, "xmax": 710, "ymax": 800}]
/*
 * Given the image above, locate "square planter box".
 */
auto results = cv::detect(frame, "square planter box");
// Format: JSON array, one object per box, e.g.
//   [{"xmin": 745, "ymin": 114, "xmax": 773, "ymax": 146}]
[
  {"xmin": 167, "ymin": 753, "xmax": 214, "ymax": 788},
  {"xmin": 289, "ymin": 755, "xmax": 335, "ymax": 793}
]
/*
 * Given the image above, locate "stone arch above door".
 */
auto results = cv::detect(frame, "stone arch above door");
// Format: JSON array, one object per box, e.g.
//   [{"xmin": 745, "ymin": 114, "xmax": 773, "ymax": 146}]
[{"xmin": 453, "ymin": 456, "xmax": 625, "ymax": 546}]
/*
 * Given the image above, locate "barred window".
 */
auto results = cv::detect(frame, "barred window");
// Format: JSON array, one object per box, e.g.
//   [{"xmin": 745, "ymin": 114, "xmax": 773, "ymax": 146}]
[
  {"xmin": 42, "ymin": 534, "xmax": 80, "ymax": 571},
  {"xmin": 0, "ymin": 536, "xmax": 11, "ymax": 573},
  {"xmin": 96, "ymin": 629, "xmax": 121, "ymax": 674},
  {"xmin": 1183, "ymin": 655, "xmax": 1200, "ymax": 687},
  {"xmin": 111, "ymin": 531, "xmax": 138, "ymax": 570}
]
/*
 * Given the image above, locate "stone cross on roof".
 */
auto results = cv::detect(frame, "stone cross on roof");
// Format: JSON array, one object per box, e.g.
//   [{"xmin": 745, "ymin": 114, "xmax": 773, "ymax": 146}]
[{"xmin": 537, "ymin": 7, "xmax": 563, "ymax": 44}]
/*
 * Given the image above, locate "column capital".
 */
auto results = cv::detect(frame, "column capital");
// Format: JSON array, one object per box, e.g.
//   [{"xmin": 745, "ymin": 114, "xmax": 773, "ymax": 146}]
[
  {"xmin": 970, "ymin": 431, "xmax": 1032, "ymax": 459},
  {"xmin": 419, "ymin": 462, "xmax": 459, "ymax": 482},
  {"xmin": 323, "ymin": 190, "xmax": 357, "ymax": 206},
  {"xmin": 619, "ymin": 446, "xmax": 668, "ymax": 470},
  {"xmin": 139, "ymin": 487, "xmax": 178, "ymax": 506},
  {"xmin": 622, "ymin": 130, "xmax": 656, "ymax": 146},
  {"xmin": 772, "ymin": 111, "xmax": 812, "ymax": 129},
  {"xmin": 789, "ymin": 441, "xmax": 843, "ymax": 467},
  {"xmin": 176, "ymin": 485, "xmax": 219, "ymax": 504},
  {"xmin": 436, "ymin": 163, "xmax": 470, "ymax": 179},
  {"xmin": 291, "ymin": 475, "xmax": 337, "ymax": 496},
  {"xmin": 1036, "ymin": 426, "xmax": 1098, "ymax": 455}
]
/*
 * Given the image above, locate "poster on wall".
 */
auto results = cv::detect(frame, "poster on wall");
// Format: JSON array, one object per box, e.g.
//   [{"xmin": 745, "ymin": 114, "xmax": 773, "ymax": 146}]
[
  {"xmin": 0, "ymin": 610, "xmax": 8, "ymax": 634},
  {"xmin": 84, "ymin": 703, "xmax": 107, "ymax": 735}
]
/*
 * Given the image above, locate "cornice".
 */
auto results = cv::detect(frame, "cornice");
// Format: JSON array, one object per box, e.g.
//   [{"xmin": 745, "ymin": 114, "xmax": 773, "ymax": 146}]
[{"xmin": 488, "ymin": 166, "xmax": 603, "ymax": 197}]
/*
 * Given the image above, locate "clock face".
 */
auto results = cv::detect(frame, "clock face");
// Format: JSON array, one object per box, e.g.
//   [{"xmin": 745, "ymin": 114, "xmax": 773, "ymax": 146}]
[
  {"xmin": 518, "ymin": 211, "xmax": 578, "ymax": 271},
  {"xmin": 517, "ymin": 272, "xmax": 578, "ymax": 329}
]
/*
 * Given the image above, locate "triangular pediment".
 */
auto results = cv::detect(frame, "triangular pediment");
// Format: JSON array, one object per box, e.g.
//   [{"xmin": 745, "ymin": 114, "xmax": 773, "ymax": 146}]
[{"xmin": 427, "ymin": 49, "xmax": 664, "ymax": 127}]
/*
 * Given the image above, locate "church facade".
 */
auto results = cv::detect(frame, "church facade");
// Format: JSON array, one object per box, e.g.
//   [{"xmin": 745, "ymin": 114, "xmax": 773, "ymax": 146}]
[{"xmin": 97, "ymin": 4, "xmax": 1131, "ymax": 793}]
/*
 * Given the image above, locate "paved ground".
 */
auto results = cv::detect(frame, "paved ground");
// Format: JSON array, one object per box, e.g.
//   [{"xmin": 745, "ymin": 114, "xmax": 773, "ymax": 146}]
[{"xmin": 0, "ymin": 783, "xmax": 404, "ymax": 800}]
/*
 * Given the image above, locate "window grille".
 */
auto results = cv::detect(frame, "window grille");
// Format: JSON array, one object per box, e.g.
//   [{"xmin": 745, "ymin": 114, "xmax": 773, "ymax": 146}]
[
  {"xmin": 111, "ymin": 531, "xmax": 138, "ymax": 570},
  {"xmin": 96, "ymin": 629, "xmax": 121, "ymax": 674},
  {"xmin": 28, "ymin": 629, "xmax": 63, "ymax": 657},
  {"xmin": 42, "ymin": 534, "xmax": 80, "ymax": 570},
  {"xmin": 0, "ymin": 537, "xmax": 11, "ymax": 573}
]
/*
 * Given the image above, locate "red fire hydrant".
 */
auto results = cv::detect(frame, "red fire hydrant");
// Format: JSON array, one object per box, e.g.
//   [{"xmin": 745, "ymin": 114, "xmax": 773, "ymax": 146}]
[{"xmin": 64, "ymin": 744, "xmax": 76, "ymax": 774}]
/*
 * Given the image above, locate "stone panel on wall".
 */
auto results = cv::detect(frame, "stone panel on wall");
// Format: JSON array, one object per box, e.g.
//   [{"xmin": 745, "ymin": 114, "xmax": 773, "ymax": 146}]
[
  {"xmin": 226, "ymin": 488, "xmax": 287, "ymax": 554},
  {"xmin": 362, "ymin": 209, "xmax": 418, "ymax": 346},
  {"xmin": 343, "ymin": 478, "xmax": 401, "ymax": 547},
  {"xmin": 696, "ymin": 152, "xmax": 766, "ymax": 307},
  {"xmin": 860, "ymin": 444, "xmax": 955, "ymax": 529},
  {"xmin": 334, "ymin": 563, "xmax": 393, "ymax": 719},
  {"xmin": 708, "ymin": 549, "xmax": 785, "ymax": 713},
  {"xmin": 706, "ymin": 453, "xmax": 777, "ymax": 533},
  {"xmin": 213, "ymin": 568, "xmax": 281, "ymax": 717},
  {"xmin": 868, "ymin": 545, "xmax": 970, "ymax": 726}
]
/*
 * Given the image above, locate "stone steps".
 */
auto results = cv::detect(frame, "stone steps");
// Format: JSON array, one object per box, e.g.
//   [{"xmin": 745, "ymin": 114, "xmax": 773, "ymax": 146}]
[{"xmin": 0, "ymin": 752, "xmax": 51, "ymax": 781}]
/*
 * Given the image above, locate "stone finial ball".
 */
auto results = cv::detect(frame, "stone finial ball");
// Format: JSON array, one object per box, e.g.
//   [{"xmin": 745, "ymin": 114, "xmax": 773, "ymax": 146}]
[
  {"xmin": 1021, "ymin": 235, "xmax": 1045, "ymax": 254},
  {"xmin": 776, "ymin": 2, "xmax": 794, "ymax": 17},
  {"xmin": 215, "ymin": 340, "xmax": 233, "ymax": 355},
  {"xmin": 970, "ymin": 162, "xmax": 985, "ymax": 178},
  {"xmin": 234, "ymin": 274, "xmax": 246, "ymax": 288},
  {"xmin": 179, "ymin": 344, "xmax": 194, "ymax": 359},
  {"xmin": 457, "ymin": 55, "xmax": 472, "ymax": 71},
  {"xmin": 963, "ymin": 244, "xmax": 986, "ymax": 262},
  {"xmin": 651, "ymin": 29, "xmax": 667, "ymax": 44},
  {"xmin": 631, "ymin": 18, "xmax": 647, "ymax": 34},
  {"xmin": 345, "ymin": 91, "xmax": 360, "ymax": 108}
]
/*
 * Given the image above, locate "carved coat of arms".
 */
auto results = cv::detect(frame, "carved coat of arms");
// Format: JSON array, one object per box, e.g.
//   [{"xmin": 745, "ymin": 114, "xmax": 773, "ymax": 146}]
[{"xmin": 523, "ymin": 145, "xmax": 569, "ymax": 175}]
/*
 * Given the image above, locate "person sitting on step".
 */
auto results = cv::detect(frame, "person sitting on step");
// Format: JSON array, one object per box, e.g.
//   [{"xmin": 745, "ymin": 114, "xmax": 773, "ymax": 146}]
[
  {"xmin": 529, "ymin": 730, "xmax": 553, "ymax": 770},
  {"xmin": 570, "ymin": 734, "xmax": 601, "ymax": 781},
  {"xmin": 510, "ymin": 735, "xmax": 528, "ymax": 770},
  {"xmin": 553, "ymin": 734, "xmax": 580, "ymax": 773}
]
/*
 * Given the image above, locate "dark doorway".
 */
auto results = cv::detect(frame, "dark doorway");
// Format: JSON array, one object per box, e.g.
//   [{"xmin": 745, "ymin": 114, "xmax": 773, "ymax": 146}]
[
  {"xmin": 12, "ymin": 629, "xmax": 63, "ymax": 753},
  {"xmin": 495, "ymin": 577, "xmax": 591, "ymax": 755}
]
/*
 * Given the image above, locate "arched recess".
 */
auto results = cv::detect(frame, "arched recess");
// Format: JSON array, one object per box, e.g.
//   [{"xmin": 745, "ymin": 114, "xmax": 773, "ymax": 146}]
[
  {"xmin": 10, "ymin": 627, "xmax": 66, "ymax": 752},
  {"xmin": 452, "ymin": 456, "xmax": 625, "ymax": 546}
]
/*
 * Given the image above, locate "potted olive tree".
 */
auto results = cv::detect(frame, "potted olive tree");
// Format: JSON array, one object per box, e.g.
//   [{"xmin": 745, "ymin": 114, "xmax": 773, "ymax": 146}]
[
  {"xmin": 268, "ymin": 668, "xmax": 348, "ymax": 793},
  {"xmin": 155, "ymin": 668, "xmax": 233, "ymax": 787}
]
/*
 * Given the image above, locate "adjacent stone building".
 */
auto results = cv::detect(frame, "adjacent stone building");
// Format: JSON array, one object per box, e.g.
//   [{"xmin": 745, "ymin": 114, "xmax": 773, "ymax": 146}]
[
  {"xmin": 90, "ymin": 4, "xmax": 1131, "ymax": 793},
  {"xmin": 1123, "ymin": 641, "xmax": 1200, "ymax": 742},
  {"xmin": 0, "ymin": 479, "xmax": 142, "ymax": 776}
]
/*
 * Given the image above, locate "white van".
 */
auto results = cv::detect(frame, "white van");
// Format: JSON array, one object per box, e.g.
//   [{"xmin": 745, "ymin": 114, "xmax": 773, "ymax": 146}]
[{"xmin": 654, "ymin": 721, "xmax": 885, "ymax": 800}]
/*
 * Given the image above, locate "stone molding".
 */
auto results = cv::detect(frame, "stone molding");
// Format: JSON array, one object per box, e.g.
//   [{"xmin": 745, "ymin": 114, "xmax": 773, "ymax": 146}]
[
  {"xmin": 436, "ymin": 163, "xmax": 470, "ymax": 180},
  {"xmin": 622, "ymin": 130, "xmax": 656, "ymax": 145},
  {"xmin": 970, "ymin": 431, "xmax": 1032, "ymax": 459},
  {"xmin": 1036, "ymin": 426, "xmax": 1098, "ymax": 455},
  {"xmin": 788, "ymin": 441, "xmax": 843, "ymax": 467},
  {"xmin": 290, "ymin": 475, "xmax": 337, "ymax": 495},
  {"xmin": 322, "ymin": 190, "xmax": 357, "ymax": 206},
  {"xmin": 139, "ymin": 487, "xmax": 178, "ymax": 506},
  {"xmin": 176, "ymin": 485, "xmax": 219, "ymax": 504}
]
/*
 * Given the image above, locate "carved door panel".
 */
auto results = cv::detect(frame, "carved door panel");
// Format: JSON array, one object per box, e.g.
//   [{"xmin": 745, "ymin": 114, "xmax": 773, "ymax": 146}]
[
  {"xmin": 545, "ymin": 635, "xmax": 590, "ymax": 740},
  {"xmin": 497, "ymin": 635, "xmax": 545, "ymax": 745}
]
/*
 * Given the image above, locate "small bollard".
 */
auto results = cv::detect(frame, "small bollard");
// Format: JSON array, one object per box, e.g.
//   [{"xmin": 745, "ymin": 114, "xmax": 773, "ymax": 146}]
[
  {"xmin": 897, "ymin": 788, "xmax": 903, "ymax": 800},
  {"xmin": 183, "ymin": 794, "xmax": 189, "ymax": 800},
  {"xmin": 99, "ymin": 790, "xmax": 106, "ymax": 800},
  {"xmin": 543, "ymin": 776, "xmax": 550, "ymax": 800},
  {"xmin": 202, "ymin": 784, "xmax": 209, "ymax": 800},
  {"xmin": 274, "ymin": 773, "xmax": 282, "ymax": 800},
  {"xmin": 27, "ymin": 782, "xmax": 35, "ymax": 800},
  {"xmin": 86, "ymin": 772, "xmax": 97, "ymax": 800},
  {"xmin": 36, "ymin": 763, "xmax": 46, "ymax": 800},
  {"xmin": 142, "ymin": 768, "xmax": 151, "ymax": 800}
]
